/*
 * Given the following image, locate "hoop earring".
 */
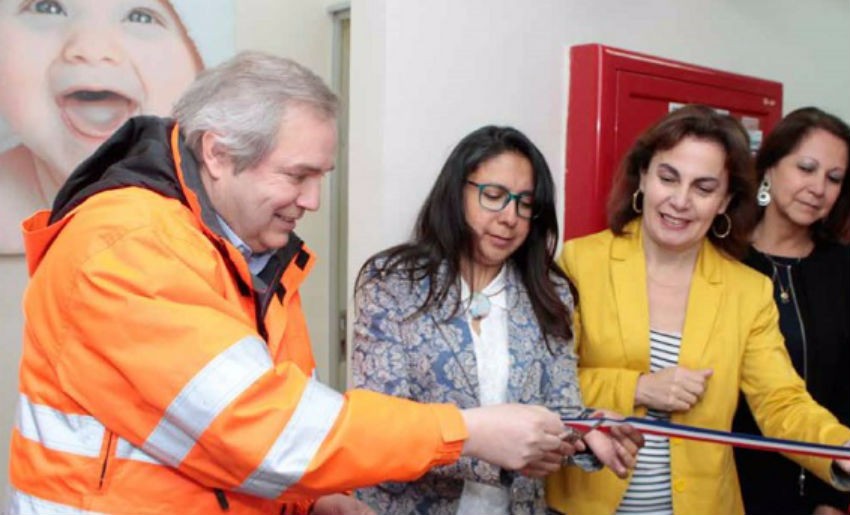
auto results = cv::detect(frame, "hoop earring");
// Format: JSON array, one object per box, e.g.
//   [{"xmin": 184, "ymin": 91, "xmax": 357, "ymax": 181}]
[
  {"xmin": 757, "ymin": 176, "xmax": 771, "ymax": 207},
  {"xmin": 631, "ymin": 190, "xmax": 643, "ymax": 214},
  {"xmin": 712, "ymin": 212, "xmax": 732, "ymax": 239}
]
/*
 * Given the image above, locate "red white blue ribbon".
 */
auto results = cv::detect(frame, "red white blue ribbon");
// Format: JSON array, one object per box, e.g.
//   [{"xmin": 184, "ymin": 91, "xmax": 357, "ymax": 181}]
[{"xmin": 562, "ymin": 416, "xmax": 850, "ymax": 461}]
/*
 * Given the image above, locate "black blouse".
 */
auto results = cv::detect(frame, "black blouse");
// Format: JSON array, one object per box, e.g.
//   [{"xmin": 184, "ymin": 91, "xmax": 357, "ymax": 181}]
[{"xmin": 733, "ymin": 242, "xmax": 850, "ymax": 515}]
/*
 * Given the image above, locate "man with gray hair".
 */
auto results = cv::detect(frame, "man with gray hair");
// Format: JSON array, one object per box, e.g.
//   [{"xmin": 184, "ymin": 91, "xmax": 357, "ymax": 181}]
[{"xmin": 7, "ymin": 51, "xmax": 597, "ymax": 514}]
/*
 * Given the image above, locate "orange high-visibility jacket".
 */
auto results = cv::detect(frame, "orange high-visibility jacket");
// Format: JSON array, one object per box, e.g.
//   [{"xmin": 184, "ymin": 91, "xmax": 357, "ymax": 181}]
[{"xmin": 8, "ymin": 117, "xmax": 467, "ymax": 515}]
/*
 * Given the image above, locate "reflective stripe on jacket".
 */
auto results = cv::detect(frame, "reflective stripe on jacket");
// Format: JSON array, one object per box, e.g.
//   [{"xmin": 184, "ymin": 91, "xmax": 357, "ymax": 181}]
[{"xmin": 9, "ymin": 117, "xmax": 466, "ymax": 515}]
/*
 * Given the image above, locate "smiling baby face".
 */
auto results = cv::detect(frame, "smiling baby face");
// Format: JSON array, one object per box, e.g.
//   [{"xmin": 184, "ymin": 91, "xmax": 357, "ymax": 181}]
[{"xmin": 0, "ymin": 0, "xmax": 201, "ymax": 179}]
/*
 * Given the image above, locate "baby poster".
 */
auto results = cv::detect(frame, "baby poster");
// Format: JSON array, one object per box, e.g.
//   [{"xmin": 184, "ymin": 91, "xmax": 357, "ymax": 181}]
[{"xmin": 0, "ymin": 0, "xmax": 235, "ymax": 254}]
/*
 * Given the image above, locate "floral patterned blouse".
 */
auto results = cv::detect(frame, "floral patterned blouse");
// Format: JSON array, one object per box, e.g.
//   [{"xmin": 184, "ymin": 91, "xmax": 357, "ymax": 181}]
[{"xmin": 352, "ymin": 259, "xmax": 591, "ymax": 515}]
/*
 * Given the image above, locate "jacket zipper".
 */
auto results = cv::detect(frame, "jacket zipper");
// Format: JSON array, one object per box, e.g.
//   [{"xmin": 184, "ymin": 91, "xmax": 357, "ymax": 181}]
[
  {"xmin": 98, "ymin": 432, "xmax": 115, "ymax": 489},
  {"xmin": 214, "ymin": 489, "xmax": 230, "ymax": 511},
  {"xmin": 788, "ymin": 267, "xmax": 808, "ymax": 497}
]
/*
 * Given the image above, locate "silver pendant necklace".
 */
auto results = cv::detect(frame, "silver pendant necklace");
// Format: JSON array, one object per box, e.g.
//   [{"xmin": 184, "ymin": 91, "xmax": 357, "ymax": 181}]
[
  {"xmin": 467, "ymin": 283, "xmax": 507, "ymax": 320},
  {"xmin": 469, "ymin": 291, "xmax": 492, "ymax": 319}
]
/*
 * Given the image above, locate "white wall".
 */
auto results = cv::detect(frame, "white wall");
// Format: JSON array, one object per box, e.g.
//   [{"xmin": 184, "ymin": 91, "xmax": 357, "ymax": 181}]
[
  {"xmin": 347, "ymin": 0, "xmax": 850, "ymax": 303},
  {"xmin": 0, "ymin": 0, "xmax": 340, "ymax": 502}
]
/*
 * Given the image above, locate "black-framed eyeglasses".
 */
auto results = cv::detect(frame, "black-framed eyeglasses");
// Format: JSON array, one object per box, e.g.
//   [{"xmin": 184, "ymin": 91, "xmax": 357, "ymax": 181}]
[{"xmin": 466, "ymin": 180, "xmax": 536, "ymax": 219}]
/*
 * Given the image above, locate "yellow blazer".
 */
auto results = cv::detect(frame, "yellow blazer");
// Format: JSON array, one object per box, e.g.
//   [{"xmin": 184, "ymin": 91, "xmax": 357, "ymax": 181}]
[{"xmin": 547, "ymin": 221, "xmax": 850, "ymax": 515}]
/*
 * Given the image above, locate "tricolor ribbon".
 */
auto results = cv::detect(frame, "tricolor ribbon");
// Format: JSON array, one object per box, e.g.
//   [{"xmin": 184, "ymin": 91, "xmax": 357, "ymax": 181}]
[{"xmin": 561, "ymin": 416, "xmax": 850, "ymax": 461}]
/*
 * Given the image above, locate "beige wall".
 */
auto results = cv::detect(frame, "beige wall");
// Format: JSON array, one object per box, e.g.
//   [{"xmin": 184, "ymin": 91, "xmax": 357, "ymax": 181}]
[
  {"xmin": 0, "ymin": 256, "xmax": 27, "ymax": 502},
  {"xmin": 235, "ymin": 0, "xmax": 344, "ymax": 389}
]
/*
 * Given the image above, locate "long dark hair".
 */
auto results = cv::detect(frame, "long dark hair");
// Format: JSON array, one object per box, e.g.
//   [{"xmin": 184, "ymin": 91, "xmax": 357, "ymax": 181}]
[
  {"xmin": 356, "ymin": 125, "xmax": 572, "ymax": 342},
  {"xmin": 755, "ymin": 107, "xmax": 850, "ymax": 243},
  {"xmin": 607, "ymin": 104, "xmax": 757, "ymax": 259}
]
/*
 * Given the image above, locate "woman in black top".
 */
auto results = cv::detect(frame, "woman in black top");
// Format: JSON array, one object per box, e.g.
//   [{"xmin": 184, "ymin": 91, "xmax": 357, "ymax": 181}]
[{"xmin": 733, "ymin": 107, "xmax": 850, "ymax": 515}]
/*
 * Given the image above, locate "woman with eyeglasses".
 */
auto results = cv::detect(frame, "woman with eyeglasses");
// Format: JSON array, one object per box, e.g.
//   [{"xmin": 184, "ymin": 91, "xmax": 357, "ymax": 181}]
[
  {"xmin": 732, "ymin": 107, "xmax": 850, "ymax": 515},
  {"xmin": 351, "ymin": 125, "xmax": 643, "ymax": 514}
]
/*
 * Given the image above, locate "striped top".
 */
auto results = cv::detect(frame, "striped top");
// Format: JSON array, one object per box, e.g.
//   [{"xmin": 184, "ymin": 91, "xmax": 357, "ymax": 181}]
[{"xmin": 616, "ymin": 330, "xmax": 682, "ymax": 515}]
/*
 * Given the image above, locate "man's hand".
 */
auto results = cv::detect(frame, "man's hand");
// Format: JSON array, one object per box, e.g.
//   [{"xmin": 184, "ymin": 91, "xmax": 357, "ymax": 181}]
[
  {"xmin": 460, "ymin": 404, "xmax": 573, "ymax": 471},
  {"xmin": 635, "ymin": 366, "xmax": 713, "ymax": 412},
  {"xmin": 312, "ymin": 494, "xmax": 375, "ymax": 515}
]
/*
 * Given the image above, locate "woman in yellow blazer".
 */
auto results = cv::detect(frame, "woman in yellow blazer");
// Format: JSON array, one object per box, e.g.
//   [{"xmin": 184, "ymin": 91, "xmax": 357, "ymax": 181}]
[{"xmin": 547, "ymin": 105, "xmax": 850, "ymax": 515}]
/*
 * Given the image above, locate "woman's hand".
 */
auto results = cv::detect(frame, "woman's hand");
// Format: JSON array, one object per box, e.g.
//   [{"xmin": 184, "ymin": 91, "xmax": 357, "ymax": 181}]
[
  {"xmin": 518, "ymin": 437, "xmax": 584, "ymax": 478},
  {"xmin": 582, "ymin": 410, "xmax": 644, "ymax": 478},
  {"xmin": 835, "ymin": 439, "xmax": 850, "ymax": 475},
  {"xmin": 635, "ymin": 366, "xmax": 713, "ymax": 412},
  {"xmin": 812, "ymin": 505, "xmax": 846, "ymax": 515}
]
